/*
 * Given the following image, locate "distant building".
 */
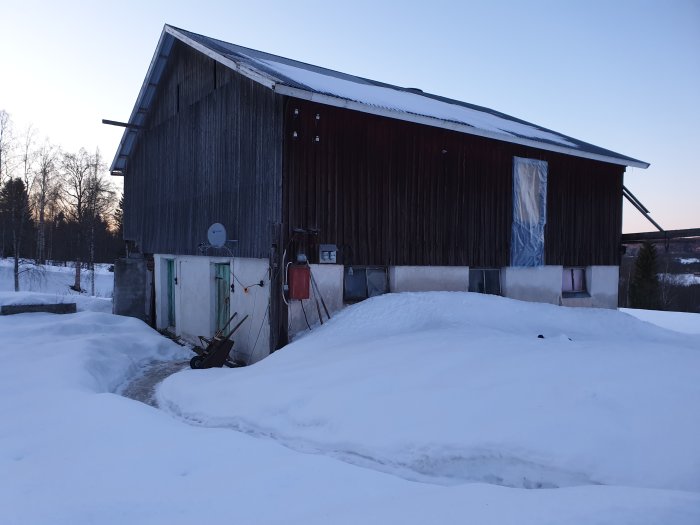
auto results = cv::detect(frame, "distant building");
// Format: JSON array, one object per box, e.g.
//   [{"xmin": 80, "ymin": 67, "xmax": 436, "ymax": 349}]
[{"xmin": 111, "ymin": 25, "xmax": 649, "ymax": 362}]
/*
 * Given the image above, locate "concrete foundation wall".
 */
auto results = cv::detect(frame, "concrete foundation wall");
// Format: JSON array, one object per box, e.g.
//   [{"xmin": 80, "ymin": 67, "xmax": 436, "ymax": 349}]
[
  {"xmin": 389, "ymin": 266, "xmax": 469, "ymax": 292},
  {"xmin": 588, "ymin": 266, "xmax": 619, "ymax": 308},
  {"xmin": 501, "ymin": 266, "xmax": 563, "ymax": 305},
  {"xmin": 113, "ymin": 257, "xmax": 147, "ymax": 320},
  {"xmin": 502, "ymin": 265, "xmax": 619, "ymax": 309},
  {"xmin": 288, "ymin": 264, "xmax": 344, "ymax": 340}
]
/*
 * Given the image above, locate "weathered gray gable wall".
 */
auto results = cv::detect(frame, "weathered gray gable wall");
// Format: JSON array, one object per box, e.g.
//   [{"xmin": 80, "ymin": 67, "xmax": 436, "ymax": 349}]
[{"xmin": 123, "ymin": 41, "xmax": 284, "ymax": 257}]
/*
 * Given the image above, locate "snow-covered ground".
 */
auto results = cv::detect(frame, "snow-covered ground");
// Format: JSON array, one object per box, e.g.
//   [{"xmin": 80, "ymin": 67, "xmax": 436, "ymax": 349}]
[
  {"xmin": 659, "ymin": 272, "xmax": 700, "ymax": 287},
  {"xmin": 621, "ymin": 307, "xmax": 700, "ymax": 334},
  {"xmin": 1, "ymin": 290, "xmax": 699, "ymax": 524},
  {"xmin": 0, "ymin": 258, "xmax": 115, "ymax": 297}
]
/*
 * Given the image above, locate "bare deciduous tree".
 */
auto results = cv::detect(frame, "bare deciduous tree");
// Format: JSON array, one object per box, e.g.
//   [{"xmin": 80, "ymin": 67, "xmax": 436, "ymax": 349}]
[
  {"xmin": 86, "ymin": 149, "xmax": 115, "ymax": 295},
  {"xmin": 60, "ymin": 148, "xmax": 115, "ymax": 292},
  {"xmin": 61, "ymin": 148, "xmax": 92, "ymax": 291},
  {"xmin": 659, "ymin": 259, "xmax": 677, "ymax": 310},
  {"xmin": 0, "ymin": 110, "xmax": 15, "ymax": 257},
  {"xmin": 33, "ymin": 141, "xmax": 60, "ymax": 264},
  {"xmin": 44, "ymin": 185, "xmax": 62, "ymax": 262},
  {"xmin": 1, "ymin": 110, "xmax": 122, "ymax": 290},
  {"xmin": 0, "ymin": 110, "xmax": 14, "ymax": 187},
  {"xmin": 20, "ymin": 124, "xmax": 37, "ymax": 197}
]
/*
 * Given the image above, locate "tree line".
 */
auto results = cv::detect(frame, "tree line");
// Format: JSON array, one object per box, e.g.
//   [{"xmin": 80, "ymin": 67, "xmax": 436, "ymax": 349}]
[{"xmin": 0, "ymin": 109, "xmax": 123, "ymax": 293}]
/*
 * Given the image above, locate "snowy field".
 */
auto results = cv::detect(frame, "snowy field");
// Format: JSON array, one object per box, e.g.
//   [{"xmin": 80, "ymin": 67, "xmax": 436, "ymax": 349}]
[
  {"xmin": 660, "ymin": 273, "xmax": 700, "ymax": 287},
  {"xmin": 1, "ymin": 288, "xmax": 699, "ymax": 524},
  {"xmin": 0, "ymin": 258, "xmax": 114, "ymax": 298},
  {"xmin": 622, "ymin": 307, "xmax": 700, "ymax": 334}
]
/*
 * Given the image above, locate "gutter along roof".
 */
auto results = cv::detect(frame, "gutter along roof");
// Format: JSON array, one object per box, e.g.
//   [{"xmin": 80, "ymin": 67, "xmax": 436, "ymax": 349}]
[{"xmin": 110, "ymin": 24, "xmax": 650, "ymax": 173}]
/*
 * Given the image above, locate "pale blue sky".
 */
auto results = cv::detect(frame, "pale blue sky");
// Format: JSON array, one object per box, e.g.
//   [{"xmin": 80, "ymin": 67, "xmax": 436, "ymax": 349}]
[{"xmin": 1, "ymin": 0, "xmax": 698, "ymax": 232}]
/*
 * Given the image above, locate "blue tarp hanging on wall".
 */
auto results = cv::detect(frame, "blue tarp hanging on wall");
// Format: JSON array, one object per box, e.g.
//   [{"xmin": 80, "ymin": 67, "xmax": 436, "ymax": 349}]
[{"xmin": 511, "ymin": 157, "xmax": 548, "ymax": 267}]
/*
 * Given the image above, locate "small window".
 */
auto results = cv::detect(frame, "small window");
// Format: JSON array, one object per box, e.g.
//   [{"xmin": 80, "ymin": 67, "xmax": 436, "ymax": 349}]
[
  {"xmin": 344, "ymin": 267, "xmax": 387, "ymax": 302},
  {"xmin": 562, "ymin": 267, "xmax": 587, "ymax": 295},
  {"xmin": 469, "ymin": 268, "xmax": 501, "ymax": 295}
]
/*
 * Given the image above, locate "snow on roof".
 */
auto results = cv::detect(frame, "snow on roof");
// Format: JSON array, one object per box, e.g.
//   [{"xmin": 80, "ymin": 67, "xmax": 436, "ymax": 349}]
[
  {"xmin": 257, "ymin": 58, "xmax": 577, "ymax": 146},
  {"xmin": 110, "ymin": 25, "xmax": 650, "ymax": 172}
]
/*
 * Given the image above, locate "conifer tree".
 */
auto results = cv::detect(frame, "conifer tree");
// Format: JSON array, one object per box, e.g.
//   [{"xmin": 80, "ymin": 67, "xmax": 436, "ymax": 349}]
[
  {"xmin": 629, "ymin": 241, "xmax": 661, "ymax": 310},
  {"xmin": 0, "ymin": 178, "xmax": 31, "ymax": 290}
]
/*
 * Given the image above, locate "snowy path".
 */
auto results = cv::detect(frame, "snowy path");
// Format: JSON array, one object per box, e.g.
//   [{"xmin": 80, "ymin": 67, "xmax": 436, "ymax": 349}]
[{"xmin": 119, "ymin": 359, "xmax": 189, "ymax": 406}]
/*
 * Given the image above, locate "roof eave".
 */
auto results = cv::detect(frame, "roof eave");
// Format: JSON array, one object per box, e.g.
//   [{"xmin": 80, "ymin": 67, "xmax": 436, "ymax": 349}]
[
  {"xmin": 274, "ymin": 84, "xmax": 650, "ymax": 169},
  {"xmin": 110, "ymin": 27, "xmax": 166, "ymax": 172}
]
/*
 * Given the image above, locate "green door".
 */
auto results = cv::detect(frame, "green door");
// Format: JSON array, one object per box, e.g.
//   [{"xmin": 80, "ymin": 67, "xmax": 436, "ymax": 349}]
[
  {"xmin": 166, "ymin": 259, "xmax": 176, "ymax": 327},
  {"xmin": 214, "ymin": 263, "xmax": 231, "ymax": 335}
]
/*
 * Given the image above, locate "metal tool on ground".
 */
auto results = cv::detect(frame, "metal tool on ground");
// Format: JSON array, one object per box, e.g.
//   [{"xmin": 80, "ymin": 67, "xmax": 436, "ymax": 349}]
[{"xmin": 190, "ymin": 313, "xmax": 249, "ymax": 369}]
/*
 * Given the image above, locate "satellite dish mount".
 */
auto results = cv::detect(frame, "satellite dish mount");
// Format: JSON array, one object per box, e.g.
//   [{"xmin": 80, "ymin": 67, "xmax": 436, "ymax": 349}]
[{"xmin": 199, "ymin": 223, "xmax": 237, "ymax": 255}]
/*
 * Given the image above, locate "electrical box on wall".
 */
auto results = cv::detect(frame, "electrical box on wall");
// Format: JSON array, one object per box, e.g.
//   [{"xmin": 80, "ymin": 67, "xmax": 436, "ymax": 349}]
[
  {"xmin": 319, "ymin": 244, "xmax": 338, "ymax": 264},
  {"xmin": 288, "ymin": 265, "xmax": 310, "ymax": 300}
]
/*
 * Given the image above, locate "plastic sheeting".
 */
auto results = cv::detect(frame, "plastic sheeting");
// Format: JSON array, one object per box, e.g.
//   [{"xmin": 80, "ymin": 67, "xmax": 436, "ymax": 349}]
[{"xmin": 511, "ymin": 157, "xmax": 548, "ymax": 266}]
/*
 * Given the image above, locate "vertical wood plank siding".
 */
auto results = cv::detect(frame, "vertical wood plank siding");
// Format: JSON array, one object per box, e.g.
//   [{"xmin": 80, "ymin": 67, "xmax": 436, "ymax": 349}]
[
  {"xmin": 283, "ymin": 99, "xmax": 624, "ymax": 267},
  {"xmin": 545, "ymin": 158, "xmax": 623, "ymax": 266},
  {"xmin": 123, "ymin": 42, "xmax": 284, "ymax": 257}
]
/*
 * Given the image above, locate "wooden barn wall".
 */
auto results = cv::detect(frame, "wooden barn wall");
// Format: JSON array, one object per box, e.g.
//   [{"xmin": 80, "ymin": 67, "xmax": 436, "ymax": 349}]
[
  {"xmin": 283, "ymin": 99, "xmax": 624, "ymax": 267},
  {"xmin": 123, "ymin": 41, "xmax": 284, "ymax": 257},
  {"xmin": 545, "ymin": 156, "xmax": 623, "ymax": 266}
]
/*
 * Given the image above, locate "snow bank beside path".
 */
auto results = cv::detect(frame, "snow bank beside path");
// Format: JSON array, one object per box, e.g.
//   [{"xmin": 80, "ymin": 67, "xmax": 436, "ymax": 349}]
[
  {"xmin": 0, "ymin": 310, "xmax": 186, "ymax": 396},
  {"xmin": 159, "ymin": 292, "xmax": 700, "ymax": 493}
]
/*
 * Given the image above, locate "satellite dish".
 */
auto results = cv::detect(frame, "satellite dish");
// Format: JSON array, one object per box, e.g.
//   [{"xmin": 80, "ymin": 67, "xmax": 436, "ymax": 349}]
[{"xmin": 207, "ymin": 223, "xmax": 227, "ymax": 248}]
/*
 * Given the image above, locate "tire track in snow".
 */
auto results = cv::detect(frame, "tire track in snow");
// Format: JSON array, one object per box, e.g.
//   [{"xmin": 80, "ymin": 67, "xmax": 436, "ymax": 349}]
[
  {"xmin": 156, "ymin": 395, "xmax": 600, "ymax": 490},
  {"xmin": 120, "ymin": 361, "xmax": 600, "ymax": 490}
]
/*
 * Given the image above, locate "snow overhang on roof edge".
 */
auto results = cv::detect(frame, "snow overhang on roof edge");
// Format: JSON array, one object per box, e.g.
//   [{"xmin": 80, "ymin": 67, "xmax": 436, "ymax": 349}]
[
  {"xmin": 110, "ymin": 25, "xmax": 650, "ymax": 173},
  {"xmin": 272, "ymin": 85, "xmax": 650, "ymax": 169}
]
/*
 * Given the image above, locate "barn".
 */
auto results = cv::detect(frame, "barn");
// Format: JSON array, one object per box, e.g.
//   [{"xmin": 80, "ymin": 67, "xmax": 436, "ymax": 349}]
[{"xmin": 110, "ymin": 25, "xmax": 649, "ymax": 362}]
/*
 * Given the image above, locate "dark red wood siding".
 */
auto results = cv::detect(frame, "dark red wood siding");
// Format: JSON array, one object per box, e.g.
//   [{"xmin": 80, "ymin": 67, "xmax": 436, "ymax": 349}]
[
  {"xmin": 546, "ymin": 157, "xmax": 623, "ymax": 266},
  {"xmin": 283, "ymin": 99, "xmax": 624, "ymax": 267}
]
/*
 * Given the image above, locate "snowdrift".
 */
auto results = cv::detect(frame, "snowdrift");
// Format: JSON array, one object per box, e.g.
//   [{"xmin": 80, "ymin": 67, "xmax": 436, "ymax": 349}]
[{"xmin": 159, "ymin": 292, "xmax": 700, "ymax": 492}]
